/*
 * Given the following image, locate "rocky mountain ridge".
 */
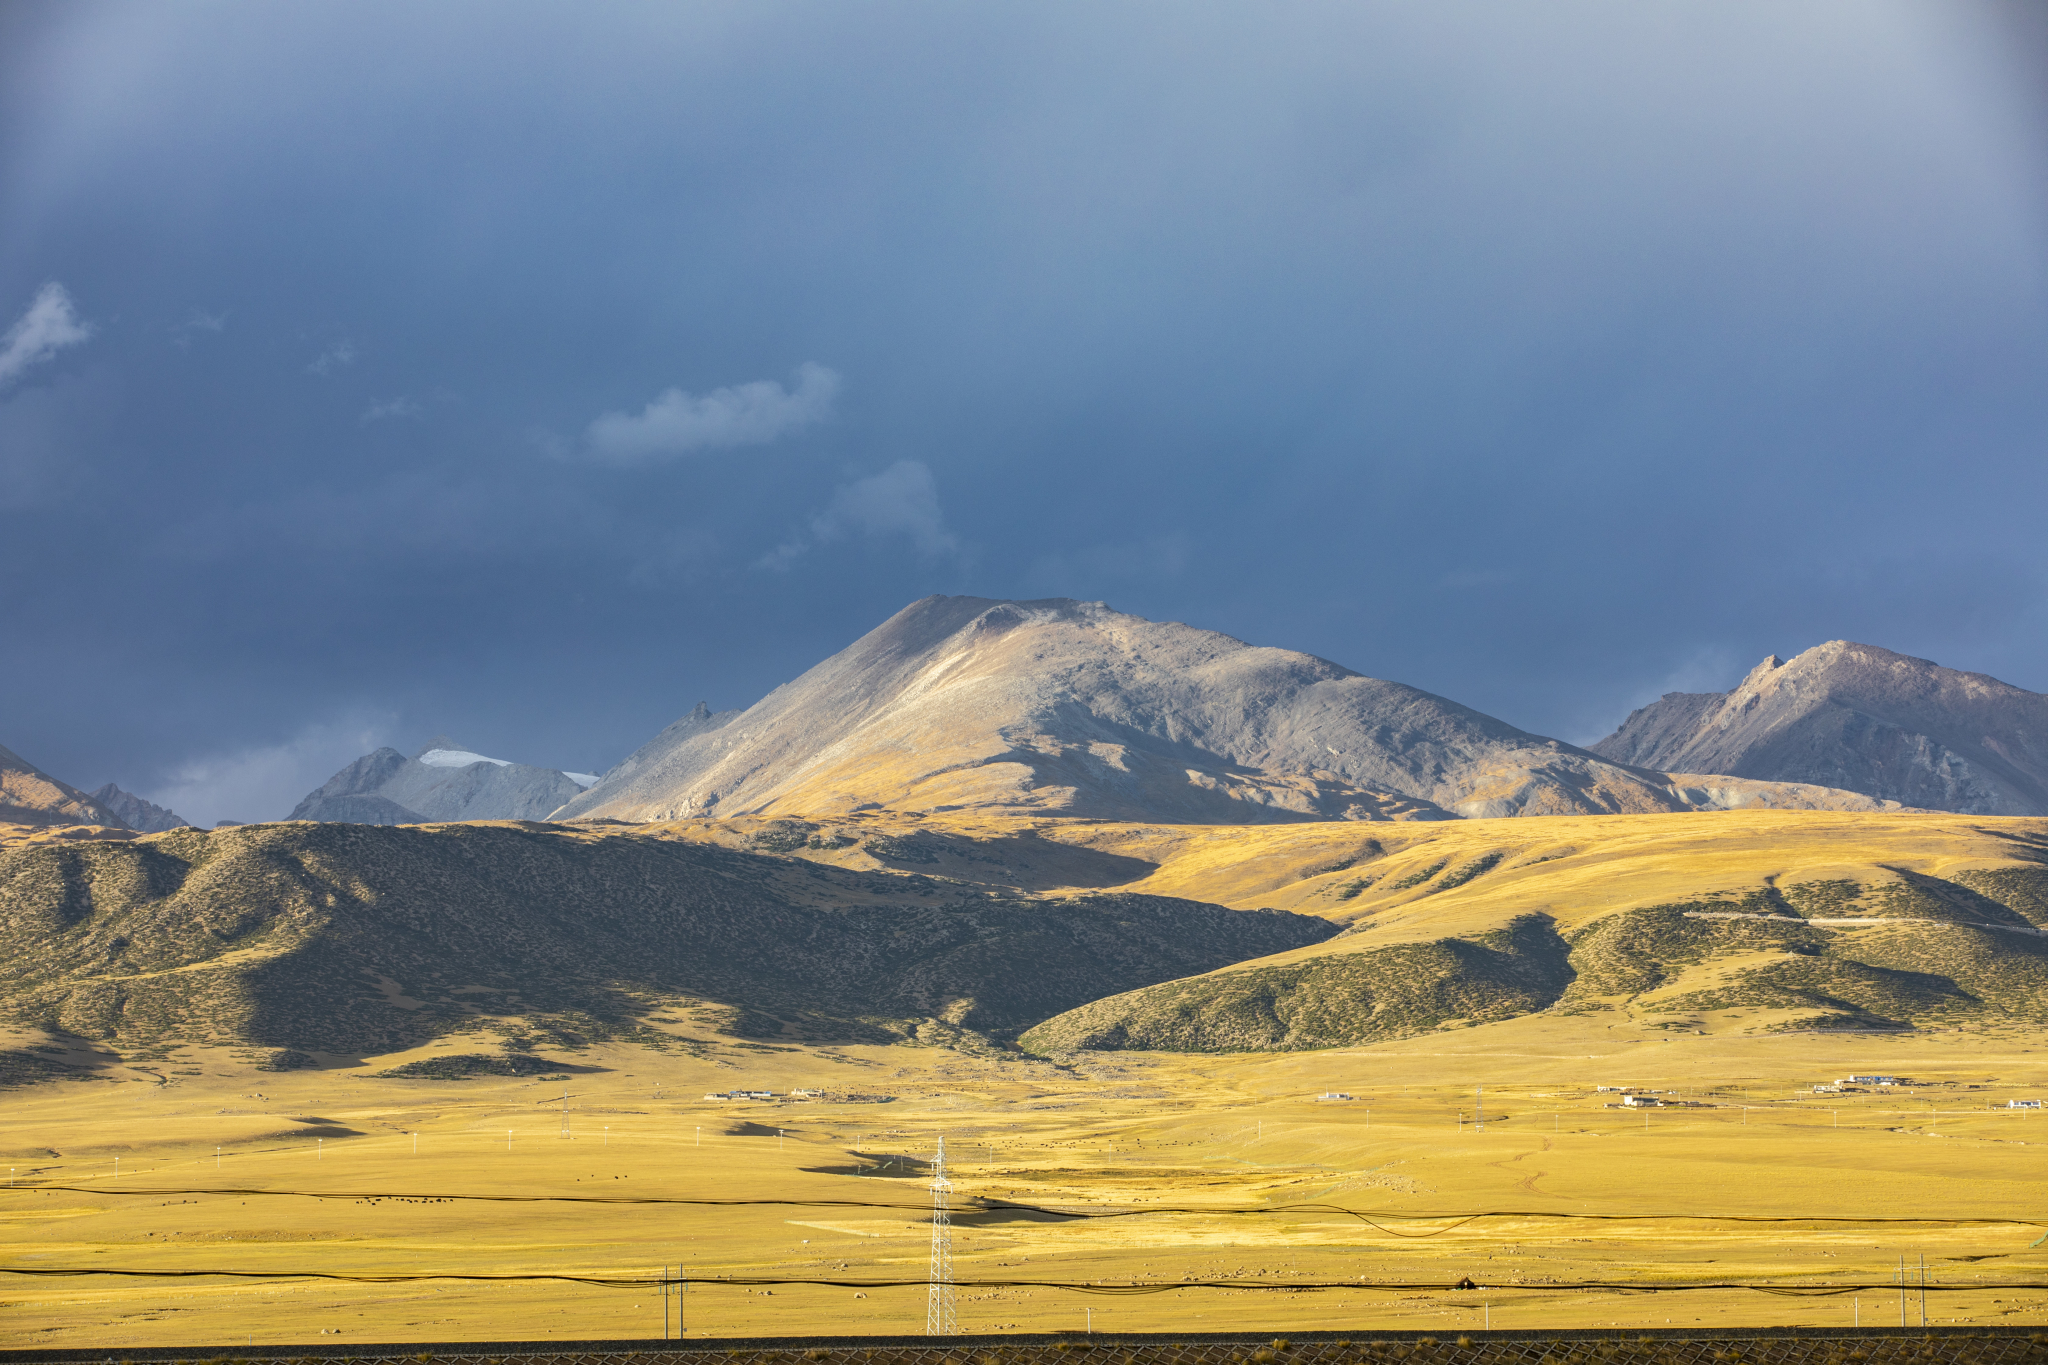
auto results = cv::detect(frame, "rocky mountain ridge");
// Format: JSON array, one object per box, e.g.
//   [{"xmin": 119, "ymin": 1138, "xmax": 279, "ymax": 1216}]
[
  {"xmin": 0, "ymin": 743, "xmax": 120, "ymax": 829},
  {"xmin": 88, "ymin": 784, "xmax": 189, "ymax": 833},
  {"xmin": 291, "ymin": 736, "xmax": 595, "ymax": 825},
  {"xmin": 555, "ymin": 596, "xmax": 1903, "ymax": 825},
  {"xmin": 1593, "ymin": 641, "xmax": 2048, "ymax": 815}
]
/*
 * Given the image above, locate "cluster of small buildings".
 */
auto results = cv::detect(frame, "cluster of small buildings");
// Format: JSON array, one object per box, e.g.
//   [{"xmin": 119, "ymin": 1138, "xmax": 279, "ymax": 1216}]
[
  {"xmin": 1595, "ymin": 1086, "xmax": 1705, "ymax": 1109},
  {"xmin": 700, "ymin": 1087, "xmax": 829, "ymax": 1103},
  {"xmin": 1597, "ymin": 1086, "xmax": 1667, "ymax": 1108},
  {"xmin": 1814, "ymin": 1074, "xmax": 1914, "ymax": 1094},
  {"xmin": 1316, "ymin": 1092, "xmax": 1356, "ymax": 1101}
]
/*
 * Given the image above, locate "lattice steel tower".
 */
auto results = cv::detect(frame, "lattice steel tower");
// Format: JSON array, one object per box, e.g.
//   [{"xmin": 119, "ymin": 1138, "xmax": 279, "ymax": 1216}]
[{"xmin": 926, "ymin": 1135, "xmax": 957, "ymax": 1336}]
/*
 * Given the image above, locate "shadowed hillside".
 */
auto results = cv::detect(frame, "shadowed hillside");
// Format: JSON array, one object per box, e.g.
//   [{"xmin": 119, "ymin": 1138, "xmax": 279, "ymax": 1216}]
[
  {"xmin": 0, "ymin": 821, "xmax": 1334, "ymax": 1063},
  {"xmin": 1022, "ymin": 912, "xmax": 1576, "ymax": 1052}
]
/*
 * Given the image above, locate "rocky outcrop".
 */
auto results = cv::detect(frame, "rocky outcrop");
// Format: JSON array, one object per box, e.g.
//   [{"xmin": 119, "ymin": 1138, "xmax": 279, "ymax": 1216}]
[{"xmin": 1592, "ymin": 642, "xmax": 2048, "ymax": 815}]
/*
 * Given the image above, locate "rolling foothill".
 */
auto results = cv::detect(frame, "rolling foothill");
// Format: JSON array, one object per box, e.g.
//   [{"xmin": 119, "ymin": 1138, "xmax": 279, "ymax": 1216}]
[{"xmin": 4, "ymin": 598, "xmax": 2048, "ymax": 1344}]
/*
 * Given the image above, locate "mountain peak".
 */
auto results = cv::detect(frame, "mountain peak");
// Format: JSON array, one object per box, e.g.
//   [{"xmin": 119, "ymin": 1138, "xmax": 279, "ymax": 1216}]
[
  {"xmin": 551, "ymin": 595, "xmax": 1877, "ymax": 826},
  {"xmin": 88, "ymin": 784, "xmax": 190, "ymax": 833},
  {"xmin": 1592, "ymin": 641, "xmax": 2048, "ymax": 813},
  {"xmin": 0, "ymin": 742, "xmax": 122, "ymax": 828},
  {"xmin": 292, "ymin": 740, "xmax": 586, "ymax": 823}
]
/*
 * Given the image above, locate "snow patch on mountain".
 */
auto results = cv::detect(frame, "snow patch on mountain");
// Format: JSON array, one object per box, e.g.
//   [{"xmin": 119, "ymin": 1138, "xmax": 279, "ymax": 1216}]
[
  {"xmin": 418, "ymin": 748, "xmax": 512, "ymax": 769},
  {"xmin": 291, "ymin": 736, "xmax": 594, "ymax": 824}
]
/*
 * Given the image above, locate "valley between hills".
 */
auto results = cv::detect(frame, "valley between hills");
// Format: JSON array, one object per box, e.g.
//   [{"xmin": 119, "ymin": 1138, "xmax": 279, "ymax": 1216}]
[
  {"xmin": 2, "ymin": 808, "xmax": 2047, "ymax": 1346},
  {"xmin": 6, "ymin": 597, "xmax": 2048, "ymax": 1345}
]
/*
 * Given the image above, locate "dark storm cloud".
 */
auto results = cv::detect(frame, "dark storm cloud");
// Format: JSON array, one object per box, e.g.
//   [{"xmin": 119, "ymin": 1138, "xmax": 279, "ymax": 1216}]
[{"xmin": 1, "ymin": 0, "xmax": 2043, "ymax": 823}]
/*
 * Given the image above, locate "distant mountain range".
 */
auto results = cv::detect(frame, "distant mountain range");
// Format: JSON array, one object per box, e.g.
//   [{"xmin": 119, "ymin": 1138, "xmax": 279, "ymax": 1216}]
[
  {"xmin": 1593, "ymin": 641, "xmax": 2048, "ymax": 816},
  {"xmin": 556, "ymin": 596, "xmax": 1901, "ymax": 824},
  {"xmin": 89, "ymin": 784, "xmax": 189, "ymax": 833},
  {"xmin": 7, "ymin": 616, "xmax": 2048, "ymax": 1066},
  {"xmin": 290, "ymin": 737, "xmax": 596, "ymax": 825},
  {"xmin": 8, "ymin": 610, "xmax": 2046, "ymax": 838}
]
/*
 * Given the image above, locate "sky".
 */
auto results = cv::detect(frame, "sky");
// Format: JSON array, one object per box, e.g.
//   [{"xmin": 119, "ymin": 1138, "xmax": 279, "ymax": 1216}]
[{"xmin": 2, "ymin": 1, "xmax": 2046, "ymax": 826}]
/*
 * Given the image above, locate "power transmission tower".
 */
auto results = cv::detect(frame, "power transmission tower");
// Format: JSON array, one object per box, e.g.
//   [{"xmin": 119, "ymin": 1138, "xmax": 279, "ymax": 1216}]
[{"xmin": 926, "ymin": 1136, "xmax": 957, "ymax": 1336}]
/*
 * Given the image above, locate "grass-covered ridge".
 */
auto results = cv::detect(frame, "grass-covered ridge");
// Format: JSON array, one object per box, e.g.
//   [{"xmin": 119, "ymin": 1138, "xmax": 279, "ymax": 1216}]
[
  {"xmin": 1021, "ymin": 913, "xmax": 1572, "ymax": 1052},
  {"xmin": 0, "ymin": 820, "xmax": 1335, "ymax": 1062},
  {"xmin": 1016, "ymin": 811, "xmax": 2048, "ymax": 1051}
]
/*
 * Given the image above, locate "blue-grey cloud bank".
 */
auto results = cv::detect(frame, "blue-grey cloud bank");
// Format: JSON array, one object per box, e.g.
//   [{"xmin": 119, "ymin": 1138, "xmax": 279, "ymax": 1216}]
[{"xmin": 2, "ymin": 1, "xmax": 2045, "ymax": 825}]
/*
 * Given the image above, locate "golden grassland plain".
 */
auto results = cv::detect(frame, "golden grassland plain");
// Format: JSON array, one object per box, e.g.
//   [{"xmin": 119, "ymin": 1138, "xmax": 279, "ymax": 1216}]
[
  {"xmin": 3, "ymin": 810, "xmax": 2047, "ymax": 1346},
  {"xmin": 4, "ymin": 1017, "xmax": 2046, "ymax": 1346}
]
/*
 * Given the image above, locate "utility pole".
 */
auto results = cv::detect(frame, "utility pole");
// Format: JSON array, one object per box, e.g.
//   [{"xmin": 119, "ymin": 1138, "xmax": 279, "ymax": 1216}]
[
  {"xmin": 1476, "ymin": 1086, "xmax": 1484, "ymax": 1132},
  {"xmin": 661, "ymin": 1265, "xmax": 685, "ymax": 1339},
  {"xmin": 1920, "ymin": 1253, "xmax": 1927, "ymax": 1327},
  {"xmin": 926, "ymin": 1136, "xmax": 956, "ymax": 1336}
]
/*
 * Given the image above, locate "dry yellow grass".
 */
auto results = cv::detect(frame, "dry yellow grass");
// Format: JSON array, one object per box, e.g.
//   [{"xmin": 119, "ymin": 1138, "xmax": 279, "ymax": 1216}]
[
  {"xmin": 3, "ymin": 1016, "xmax": 2045, "ymax": 1347},
  {"xmin": 4, "ymin": 810, "xmax": 2047, "ymax": 1347},
  {"xmin": 631, "ymin": 808, "xmax": 2048, "ymax": 930}
]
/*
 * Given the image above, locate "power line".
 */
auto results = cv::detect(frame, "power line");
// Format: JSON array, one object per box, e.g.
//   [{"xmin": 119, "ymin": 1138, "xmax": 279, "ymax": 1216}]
[
  {"xmin": 0, "ymin": 1265, "xmax": 2041, "ymax": 1299},
  {"xmin": 926, "ymin": 1136, "xmax": 955, "ymax": 1337},
  {"xmin": 7, "ymin": 1185, "xmax": 2040, "ymax": 1237}
]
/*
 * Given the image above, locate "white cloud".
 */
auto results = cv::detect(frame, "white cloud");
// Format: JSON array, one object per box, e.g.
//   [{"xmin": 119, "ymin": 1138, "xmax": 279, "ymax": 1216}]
[
  {"xmin": 361, "ymin": 396, "xmax": 423, "ymax": 422},
  {"xmin": 307, "ymin": 339, "xmax": 356, "ymax": 375},
  {"xmin": 0, "ymin": 283, "xmax": 93, "ymax": 389},
  {"xmin": 582, "ymin": 362, "xmax": 838, "ymax": 463},
  {"xmin": 172, "ymin": 309, "xmax": 227, "ymax": 348},
  {"xmin": 759, "ymin": 459, "xmax": 957, "ymax": 568},
  {"xmin": 143, "ymin": 714, "xmax": 395, "ymax": 828}
]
